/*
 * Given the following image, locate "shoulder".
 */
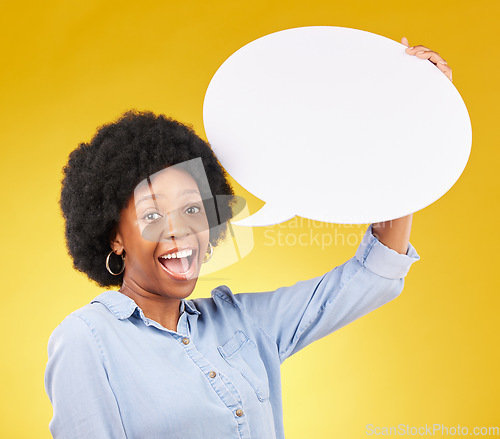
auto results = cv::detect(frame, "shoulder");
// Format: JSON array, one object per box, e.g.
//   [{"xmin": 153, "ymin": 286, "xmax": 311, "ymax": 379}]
[
  {"xmin": 47, "ymin": 311, "xmax": 98, "ymax": 349},
  {"xmin": 191, "ymin": 285, "xmax": 274, "ymax": 333},
  {"xmin": 47, "ymin": 291, "xmax": 124, "ymax": 349},
  {"xmin": 189, "ymin": 285, "xmax": 241, "ymax": 315},
  {"xmin": 46, "ymin": 313, "xmax": 102, "ymax": 364},
  {"xmin": 190, "ymin": 285, "xmax": 264, "ymax": 328},
  {"xmin": 210, "ymin": 285, "xmax": 239, "ymax": 306}
]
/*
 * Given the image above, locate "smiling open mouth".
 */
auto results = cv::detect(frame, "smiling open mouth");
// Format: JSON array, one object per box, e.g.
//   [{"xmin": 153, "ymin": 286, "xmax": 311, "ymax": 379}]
[{"xmin": 158, "ymin": 248, "xmax": 197, "ymax": 280}]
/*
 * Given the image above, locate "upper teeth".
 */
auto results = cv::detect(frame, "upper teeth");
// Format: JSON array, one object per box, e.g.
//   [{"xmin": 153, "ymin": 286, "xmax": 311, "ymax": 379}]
[{"xmin": 160, "ymin": 249, "xmax": 193, "ymax": 259}]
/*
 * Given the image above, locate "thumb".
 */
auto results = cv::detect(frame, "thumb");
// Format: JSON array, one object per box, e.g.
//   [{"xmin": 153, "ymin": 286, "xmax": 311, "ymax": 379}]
[{"xmin": 401, "ymin": 36, "xmax": 410, "ymax": 47}]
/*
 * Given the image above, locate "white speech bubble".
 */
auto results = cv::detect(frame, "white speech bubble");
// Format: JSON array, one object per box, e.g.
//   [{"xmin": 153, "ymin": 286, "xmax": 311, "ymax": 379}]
[{"xmin": 203, "ymin": 26, "xmax": 472, "ymax": 226}]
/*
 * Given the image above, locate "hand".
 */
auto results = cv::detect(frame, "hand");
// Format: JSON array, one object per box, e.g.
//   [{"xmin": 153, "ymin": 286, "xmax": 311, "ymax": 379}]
[{"xmin": 401, "ymin": 36, "xmax": 453, "ymax": 82}]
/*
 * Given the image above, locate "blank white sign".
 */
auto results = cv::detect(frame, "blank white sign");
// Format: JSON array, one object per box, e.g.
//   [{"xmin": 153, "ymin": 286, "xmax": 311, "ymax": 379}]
[{"xmin": 203, "ymin": 26, "xmax": 472, "ymax": 226}]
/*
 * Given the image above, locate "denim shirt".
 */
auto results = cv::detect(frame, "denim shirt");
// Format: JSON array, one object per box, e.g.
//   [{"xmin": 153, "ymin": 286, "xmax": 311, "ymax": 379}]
[{"xmin": 44, "ymin": 224, "xmax": 420, "ymax": 438}]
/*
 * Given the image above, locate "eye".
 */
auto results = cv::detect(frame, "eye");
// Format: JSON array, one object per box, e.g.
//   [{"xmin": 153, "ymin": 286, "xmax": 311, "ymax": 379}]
[
  {"xmin": 185, "ymin": 205, "xmax": 201, "ymax": 215},
  {"xmin": 142, "ymin": 212, "xmax": 162, "ymax": 222}
]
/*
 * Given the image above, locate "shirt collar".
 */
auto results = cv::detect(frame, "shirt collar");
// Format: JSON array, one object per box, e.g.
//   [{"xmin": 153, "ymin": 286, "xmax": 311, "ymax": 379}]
[{"xmin": 91, "ymin": 290, "xmax": 201, "ymax": 320}]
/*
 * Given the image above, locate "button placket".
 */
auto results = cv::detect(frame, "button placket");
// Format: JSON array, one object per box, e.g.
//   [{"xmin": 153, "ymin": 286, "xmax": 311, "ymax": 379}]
[{"xmin": 177, "ymin": 318, "xmax": 250, "ymax": 437}]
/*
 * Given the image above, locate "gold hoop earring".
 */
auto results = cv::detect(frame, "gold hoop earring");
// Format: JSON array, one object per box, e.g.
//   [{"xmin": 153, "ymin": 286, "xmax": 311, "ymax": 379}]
[
  {"xmin": 106, "ymin": 250, "xmax": 126, "ymax": 275},
  {"xmin": 202, "ymin": 242, "xmax": 213, "ymax": 263}
]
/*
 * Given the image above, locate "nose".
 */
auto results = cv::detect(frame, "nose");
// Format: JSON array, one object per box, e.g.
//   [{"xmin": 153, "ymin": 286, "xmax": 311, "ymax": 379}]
[{"xmin": 161, "ymin": 209, "xmax": 191, "ymax": 241}]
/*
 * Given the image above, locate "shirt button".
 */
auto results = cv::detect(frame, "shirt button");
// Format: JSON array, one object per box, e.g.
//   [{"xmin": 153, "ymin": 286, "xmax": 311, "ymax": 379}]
[
  {"xmin": 236, "ymin": 409, "xmax": 244, "ymax": 417},
  {"xmin": 209, "ymin": 371, "xmax": 216, "ymax": 378},
  {"xmin": 182, "ymin": 337, "xmax": 190, "ymax": 345}
]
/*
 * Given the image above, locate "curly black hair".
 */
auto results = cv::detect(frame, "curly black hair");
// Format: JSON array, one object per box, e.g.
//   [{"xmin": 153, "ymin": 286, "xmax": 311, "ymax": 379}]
[{"xmin": 60, "ymin": 109, "xmax": 235, "ymax": 288}]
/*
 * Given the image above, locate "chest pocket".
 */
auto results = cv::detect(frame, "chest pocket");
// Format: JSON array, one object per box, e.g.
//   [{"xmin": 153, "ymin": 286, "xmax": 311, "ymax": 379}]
[{"xmin": 217, "ymin": 330, "xmax": 270, "ymax": 402}]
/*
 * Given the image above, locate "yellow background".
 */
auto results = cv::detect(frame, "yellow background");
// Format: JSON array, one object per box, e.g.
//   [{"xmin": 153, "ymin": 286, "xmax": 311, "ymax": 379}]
[{"xmin": 1, "ymin": 0, "xmax": 499, "ymax": 437}]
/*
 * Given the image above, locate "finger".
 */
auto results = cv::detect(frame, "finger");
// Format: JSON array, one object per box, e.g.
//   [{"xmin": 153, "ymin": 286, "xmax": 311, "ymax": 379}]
[
  {"xmin": 441, "ymin": 68, "xmax": 452, "ymax": 81},
  {"xmin": 405, "ymin": 44, "xmax": 431, "ymax": 54},
  {"xmin": 401, "ymin": 36, "xmax": 410, "ymax": 47},
  {"xmin": 423, "ymin": 56, "xmax": 453, "ymax": 81},
  {"xmin": 403, "ymin": 44, "xmax": 452, "ymax": 81},
  {"xmin": 436, "ymin": 62, "xmax": 451, "ymax": 73},
  {"xmin": 436, "ymin": 62, "xmax": 452, "ymax": 75},
  {"xmin": 415, "ymin": 50, "xmax": 447, "ymax": 65},
  {"xmin": 438, "ymin": 64, "xmax": 453, "ymax": 81}
]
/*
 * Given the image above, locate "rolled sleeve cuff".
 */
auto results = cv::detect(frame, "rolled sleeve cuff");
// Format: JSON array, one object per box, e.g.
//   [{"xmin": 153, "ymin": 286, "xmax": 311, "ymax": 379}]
[{"xmin": 355, "ymin": 223, "xmax": 420, "ymax": 280}]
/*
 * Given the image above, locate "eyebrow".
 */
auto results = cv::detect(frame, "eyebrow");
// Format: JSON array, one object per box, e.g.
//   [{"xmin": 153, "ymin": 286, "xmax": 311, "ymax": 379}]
[{"xmin": 135, "ymin": 189, "xmax": 202, "ymax": 207}]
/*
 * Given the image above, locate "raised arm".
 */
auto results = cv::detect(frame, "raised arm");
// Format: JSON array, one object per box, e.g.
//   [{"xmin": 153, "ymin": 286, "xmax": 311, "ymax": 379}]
[
  {"xmin": 372, "ymin": 213, "xmax": 413, "ymax": 255},
  {"xmin": 214, "ymin": 223, "xmax": 420, "ymax": 364}
]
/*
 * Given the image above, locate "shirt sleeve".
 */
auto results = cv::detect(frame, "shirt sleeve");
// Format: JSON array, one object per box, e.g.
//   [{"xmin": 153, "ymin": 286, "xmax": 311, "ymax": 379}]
[
  {"xmin": 221, "ymin": 224, "xmax": 420, "ymax": 363},
  {"xmin": 44, "ymin": 314, "xmax": 127, "ymax": 438}
]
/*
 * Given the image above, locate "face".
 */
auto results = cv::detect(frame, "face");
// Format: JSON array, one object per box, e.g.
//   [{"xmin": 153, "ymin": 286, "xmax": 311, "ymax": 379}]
[{"xmin": 111, "ymin": 166, "xmax": 210, "ymax": 300}]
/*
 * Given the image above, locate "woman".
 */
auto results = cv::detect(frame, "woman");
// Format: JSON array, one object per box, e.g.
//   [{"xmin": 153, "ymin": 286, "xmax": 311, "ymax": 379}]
[{"xmin": 44, "ymin": 39, "xmax": 450, "ymax": 438}]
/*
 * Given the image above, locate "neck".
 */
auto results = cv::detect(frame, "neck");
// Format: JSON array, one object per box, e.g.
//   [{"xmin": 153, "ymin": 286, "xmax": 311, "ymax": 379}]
[{"xmin": 119, "ymin": 278, "xmax": 182, "ymax": 332}]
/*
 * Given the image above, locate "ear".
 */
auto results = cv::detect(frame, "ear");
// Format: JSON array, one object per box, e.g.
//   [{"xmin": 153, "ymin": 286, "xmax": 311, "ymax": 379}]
[{"xmin": 109, "ymin": 225, "xmax": 125, "ymax": 256}]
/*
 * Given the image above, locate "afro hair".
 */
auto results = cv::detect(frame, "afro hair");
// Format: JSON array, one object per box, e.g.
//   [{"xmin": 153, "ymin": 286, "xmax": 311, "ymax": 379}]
[{"xmin": 60, "ymin": 109, "xmax": 235, "ymax": 288}]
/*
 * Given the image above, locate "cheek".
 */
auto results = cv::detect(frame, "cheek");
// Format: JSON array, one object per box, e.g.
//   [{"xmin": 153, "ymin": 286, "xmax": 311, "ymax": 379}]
[
  {"xmin": 198, "ymin": 227, "xmax": 211, "ymax": 257},
  {"xmin": 125, "ymin": 239, "xmax": 157, "ymax": 268},
  {"xmin": 195, "ymin": 226, "xmax": 210, "ymax": 246},
  {"xmin": 191, "ymin": 216, "xmax": 210, "ymax": 238},
  {"xmin": 202, "ymin": 218, "xmax": 211, "ymax": 241},
  {"xmin": 203, "ymin": 229, "xmax": 211, "ymax": 245}
]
